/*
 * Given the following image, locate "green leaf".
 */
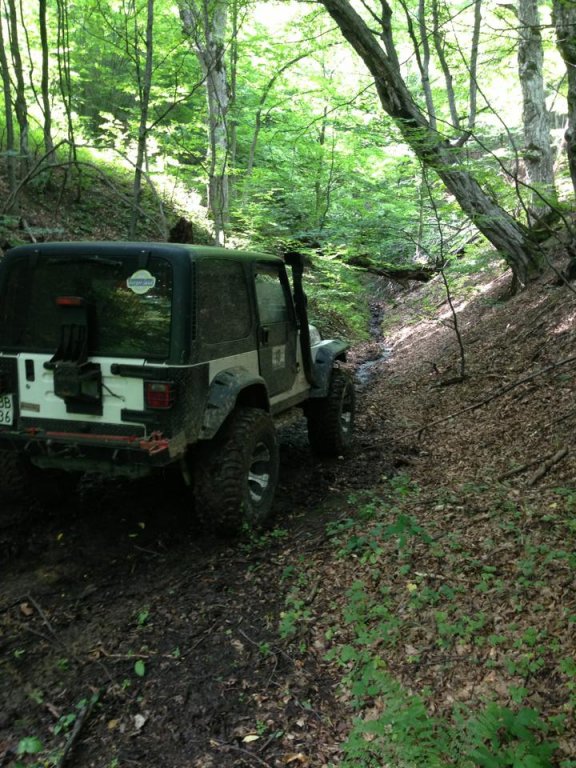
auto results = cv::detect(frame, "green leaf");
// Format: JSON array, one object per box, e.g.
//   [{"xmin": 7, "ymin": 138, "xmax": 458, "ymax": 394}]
[
  {"xmin": 134, "ymin": 659, "xmax": 146, "ymax": 677},
  {"xmin": 16, "ymin": 736, "xmax": 43, "ymax": 755}
]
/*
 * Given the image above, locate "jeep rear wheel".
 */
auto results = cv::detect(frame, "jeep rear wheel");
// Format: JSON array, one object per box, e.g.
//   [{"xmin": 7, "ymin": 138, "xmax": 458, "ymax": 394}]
[
  {"xmin": 0, "ymin": 450, "xmax": 80, "ymax": 507},
  {"xmin": 193, "ymin": 408, "xmax": 279, "ymax": 536},
  {"xmin": 307, "ymin": 368, "xmax": 355, "ymax": 456},
  {"xmin": 0, "ymin": 450, "xmax": 34, "ymax": 503}
]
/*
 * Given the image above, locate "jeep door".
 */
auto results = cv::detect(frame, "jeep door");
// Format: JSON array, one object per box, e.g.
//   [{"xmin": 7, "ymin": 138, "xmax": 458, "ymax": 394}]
[{"xmin": 254, "ymin": 264, "xmax": 298, "ymax": 396}]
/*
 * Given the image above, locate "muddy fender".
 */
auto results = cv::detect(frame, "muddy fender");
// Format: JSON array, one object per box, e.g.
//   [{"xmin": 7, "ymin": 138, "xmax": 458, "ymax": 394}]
[
  {"xmin": 310, "ymin": 340, "xmax": 349, "ymax": 397},
  {"xmin": 199, "ymin": 368, "xmax": 269, "ymax": 440}
]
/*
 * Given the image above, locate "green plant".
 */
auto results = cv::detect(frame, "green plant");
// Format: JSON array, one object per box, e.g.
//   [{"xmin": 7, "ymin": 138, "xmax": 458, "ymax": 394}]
[
  {"xmin": 279, "ymin": 597, "xmax": 311, "ymax": 639},
  {"xmin": 16, "ymin": 736, "xmax": 43, "ymax": 757},
  {"xmin": 462, "ymin": 703, "xmax": 557, "ymax": 767},
  {"xmin": 136, "ymin": 608, "xmax": 150, "ymax": 627},
  {"xmin": 134, "ymin": 659, "xmax": 146, "ymax": 677}
]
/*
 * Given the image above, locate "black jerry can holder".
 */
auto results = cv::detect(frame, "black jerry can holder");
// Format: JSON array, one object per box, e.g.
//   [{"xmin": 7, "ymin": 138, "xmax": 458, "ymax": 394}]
[{"xmin": 45, "ymin": 297, "xmax": 103, "ymax": 415}]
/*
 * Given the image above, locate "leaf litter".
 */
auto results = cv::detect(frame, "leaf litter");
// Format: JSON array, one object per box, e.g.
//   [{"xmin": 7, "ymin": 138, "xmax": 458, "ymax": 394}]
[{"xmin": 1, "ymin": 251, "xmax": 575, "ymax": 766}]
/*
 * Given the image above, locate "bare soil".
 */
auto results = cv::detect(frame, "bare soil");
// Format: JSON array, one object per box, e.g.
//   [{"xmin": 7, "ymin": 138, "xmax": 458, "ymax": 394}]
[
  {"xmin": 0, "ymin": 392, "xmax": 391, "ymax": 767},
  {"xmin": 2, "ymin": 251, "xmax": 576, "ymax": 767}
]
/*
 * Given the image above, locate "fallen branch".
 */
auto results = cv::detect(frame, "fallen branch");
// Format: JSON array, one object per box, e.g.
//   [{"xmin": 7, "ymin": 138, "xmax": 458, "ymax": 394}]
[
  {"xmin": 497, "ymin": 449, "xmax": 557, "ymax": 481},
  {"xmin": 214, "ymin": 740, "xmax": 274, "ymax": 768},
  {"xmin": 542, "ymin": 406, "xmax": 576, "ymax": 430},
  {"xmin": 56, "ymin": 692, "xmax": 100, "ymax": 768},
  {"xmin": 411, "ymin": 353, "xmax": 576, "ymax": 437},
  {"xmin": 527, "ymin": 447, "xmax": 569, "ymax": 486},
  {"xmin": 346, "ymin": 256, "xmax": 438, "ymax": 283}
]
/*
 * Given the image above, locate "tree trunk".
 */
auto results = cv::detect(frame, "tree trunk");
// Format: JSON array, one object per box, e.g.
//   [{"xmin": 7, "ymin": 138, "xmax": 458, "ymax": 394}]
[
  {"xmin": 56, "ymin": 0, "xmax": 79, "ymax": 198},
  {"xmin": 179, "ymin": 0, "xmax": 230, "ymax": 246},
  {"xmin": 553, "ymin": 0, "xmax": 576, "ymax": 197},
  {"xmin": 0, "ymin": 10, "xmax": 16, "ymax": 194},
  {"xmin": 5, "ymin": 0, "xmax": 29, "ymax": 173},
  {"xmin": 318, "ymin": 0, "xmax": 544, "ymax": 286},
  {"xmin": 129, "ymin": 0, "xmax": 155, "ymax": 239},
  {"xmin": 518, "ymin": 0, "xmax": 555, "ymax": 216},
  {"xmin": 39, "ymin": 0, "xmax": 55, "ymax": 161}
]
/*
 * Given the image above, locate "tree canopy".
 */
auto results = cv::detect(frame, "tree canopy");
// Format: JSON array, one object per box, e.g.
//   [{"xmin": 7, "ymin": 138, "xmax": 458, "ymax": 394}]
[{"xmin": 0, "ymin": 0, "xmax": 574, "ymax": 286}]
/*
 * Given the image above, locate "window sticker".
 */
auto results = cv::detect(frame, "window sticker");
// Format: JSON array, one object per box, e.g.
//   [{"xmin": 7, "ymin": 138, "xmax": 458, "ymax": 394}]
[
  {"xmin": 272, "ymin": 345, "xmax": 286, "ymax": 369},
  {"xmin": 127, "ymin": 269, "xmax": 157, "ymax": 295}
]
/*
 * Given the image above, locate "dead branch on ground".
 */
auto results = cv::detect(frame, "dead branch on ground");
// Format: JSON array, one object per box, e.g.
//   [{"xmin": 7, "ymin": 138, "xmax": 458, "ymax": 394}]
[
  {"xmin": 56, "ymin": 692, "xmax": 100, "ymax": 768},
  {"xmin": 527, "ymin": 447, "xmax": 569, "ymax": 486},
  {"xmin": 410, "ymin": 353, "xmax": 576, "ymax": 437}
]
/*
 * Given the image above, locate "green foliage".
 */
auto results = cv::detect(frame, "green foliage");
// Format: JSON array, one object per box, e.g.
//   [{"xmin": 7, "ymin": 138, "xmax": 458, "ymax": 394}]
[
  {"xmin": 134, "ymin": 659, "xmax": 146, "ymax": 677},
  {"xmin": 320, "ymin": 475, "xmax": 568, "ymax": 767},
  {"xmin": 136, "ymin": 608, "xmax": 150, "ymax": 627},
  {"xmin": 2, "ymin": 0, "xmax": 573, "ymax": 287},
  {"xmin": 461, "ymin": 704, "xmax": 557, "ymax": 767},
  {"xmin": 304, "ymin": 254, "xmax": 372, "ymax": 340},
  {"xmin": 279, "ymin": 565, "xmax": 312, "ymax": 639},
  {"xmin": 16, "ymin": 736, "xmax": 43, "ymax": 756}
]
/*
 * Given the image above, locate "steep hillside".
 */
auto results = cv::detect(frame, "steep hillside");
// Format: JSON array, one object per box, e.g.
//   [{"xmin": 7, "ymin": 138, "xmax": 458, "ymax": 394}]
[{"xmin": 325, "ymin": 253, "xmax": 576, "ymax": 764}]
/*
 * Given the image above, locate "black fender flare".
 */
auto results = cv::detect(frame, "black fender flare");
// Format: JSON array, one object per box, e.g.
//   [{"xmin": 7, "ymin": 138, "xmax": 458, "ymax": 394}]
[
  {"xmin": 199, "ymin": 368, "xmax": 269, "ymax": 440},
  {"xmin": 310, "ymin": 341, "xmax": 349, "ymax": 398}
]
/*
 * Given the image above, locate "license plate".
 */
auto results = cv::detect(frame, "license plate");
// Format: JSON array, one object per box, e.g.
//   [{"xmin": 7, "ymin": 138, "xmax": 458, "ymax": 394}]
[{"xmin": 0, "ymin": 394, "xmax": 13, "ymax": 426}]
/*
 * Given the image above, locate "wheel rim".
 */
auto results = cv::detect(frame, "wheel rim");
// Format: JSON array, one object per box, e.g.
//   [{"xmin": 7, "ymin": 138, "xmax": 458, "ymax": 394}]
[
  {"xmin": 340, "ymin": 385, "xmax": 354, "ymax": 435},
  {"xmin": 248, "ymin": 441, "xmax": 272, "ymax": 504}
]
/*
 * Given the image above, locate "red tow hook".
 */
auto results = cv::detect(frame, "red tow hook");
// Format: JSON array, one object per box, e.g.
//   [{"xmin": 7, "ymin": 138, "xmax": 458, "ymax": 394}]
[{"xmin": 139, "ymin": 431, "xmax": 170, "ymax": 455}]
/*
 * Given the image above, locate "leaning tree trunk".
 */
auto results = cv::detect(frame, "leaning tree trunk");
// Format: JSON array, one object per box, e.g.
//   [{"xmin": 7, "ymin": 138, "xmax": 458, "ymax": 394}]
[
  {"xmin": 518, "ymin": 0, "xmax": 555, "ymax": 217},
  {"xmin": 318, "ymin": 0, "xmax": 544, "ymax": 286},
  {"xmin": 553, "ymin": 0, "xmax": 576, "ymax": 197}
]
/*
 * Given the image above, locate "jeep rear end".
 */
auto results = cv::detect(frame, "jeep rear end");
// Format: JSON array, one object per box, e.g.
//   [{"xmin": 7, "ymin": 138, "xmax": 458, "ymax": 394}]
[{"xmin": 0, "ymin": 242, "xmax": 197, "ymax": 477}]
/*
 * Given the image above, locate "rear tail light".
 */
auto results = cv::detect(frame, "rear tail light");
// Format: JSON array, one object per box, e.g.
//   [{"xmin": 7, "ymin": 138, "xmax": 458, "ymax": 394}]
[
  {"xmin": 144, "ymin": 381, "xmax": 176, "ymax": 410},
  {"xmin": 56, "ymin": 296, "xmax": 85, "ymax": 307}
]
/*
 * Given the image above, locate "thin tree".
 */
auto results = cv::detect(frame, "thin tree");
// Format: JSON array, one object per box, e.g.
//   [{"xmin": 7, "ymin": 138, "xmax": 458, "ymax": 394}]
[
  {"xmin": 0, "ymin": 9, "xmax": 16, "ymax": 193},
  {"xmin": 179, "ymin": 0, "xmax": 230, "ymax": 245},
  {"xmin": 4, "ymin": 0, "xmax": 28, "ymax": 173},
  {"xmin": 129, "ymin": 0, "xmax": 155, "ymax": 238},
  {"xmin": 318, "ymin": 0, "xmax": 545, "ymax": 287},
  {"xmin": 39, "ymin": 0, "xmax": 55, "ymax": 160},
  {"xmin": 56, "ymin": 0, "xmax": 79, "ymax": 199}
]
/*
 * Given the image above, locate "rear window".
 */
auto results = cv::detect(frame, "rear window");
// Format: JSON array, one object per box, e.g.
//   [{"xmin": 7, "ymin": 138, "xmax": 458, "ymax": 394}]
[{"xmin": 0, "ymin": 253, "xmax": 173, "ymax": 359}]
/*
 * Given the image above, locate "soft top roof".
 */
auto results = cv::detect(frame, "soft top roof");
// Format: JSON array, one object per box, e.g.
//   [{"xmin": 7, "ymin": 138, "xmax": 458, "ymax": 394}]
[{"xmin": 4, "ymin": 241, "xmax": 284, "ymax": 265}]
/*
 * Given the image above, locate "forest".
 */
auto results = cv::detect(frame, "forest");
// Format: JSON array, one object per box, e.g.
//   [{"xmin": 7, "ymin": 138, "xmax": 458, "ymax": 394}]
[
  {"xmin": 1, "ymin": 0, "xmax": 576, "ymax": 766},
  {"xmin": 1, "ymin": 0, "xmax": 575, "ymax": 296}
]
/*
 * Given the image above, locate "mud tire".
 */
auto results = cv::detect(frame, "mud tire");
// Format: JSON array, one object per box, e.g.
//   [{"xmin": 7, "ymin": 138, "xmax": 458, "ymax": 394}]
[
  {"xmin": 193, "ymin": 408, "xmax": 279, "ymax": 536},
  {"xmin": 0, "ymin": 450, "xmax": 35, "ymax": 503},
  {"xmin": 0, "ymin": 450, "xmax": 80, "ymax": 508},
  {"xmin": 306, "ymin": 368, "xmax": 355, "ymax": 456}
]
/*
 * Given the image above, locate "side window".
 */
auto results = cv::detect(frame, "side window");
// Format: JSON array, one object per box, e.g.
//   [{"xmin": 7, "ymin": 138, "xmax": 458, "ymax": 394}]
[
  {"xmin": 255, "ymin": 268, "xmax": 289, "ymax": 324},
  {"xmin": 198, "ymin": 260, "xmax": 251, "ymax": 344}
]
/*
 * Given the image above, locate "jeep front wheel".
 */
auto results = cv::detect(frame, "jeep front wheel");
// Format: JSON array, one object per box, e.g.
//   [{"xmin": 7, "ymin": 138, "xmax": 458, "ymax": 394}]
[
  {"xmin": 193, "ymin": 408, "xmax": 279, "ymax": 536},
  {"xmin": 307, "ymin": 368, "xmax": 355, "ymax": 456}
]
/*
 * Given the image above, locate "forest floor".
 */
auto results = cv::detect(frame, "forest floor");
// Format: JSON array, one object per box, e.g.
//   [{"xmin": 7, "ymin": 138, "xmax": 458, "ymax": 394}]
[{"xmin": 1, "ymin": 228, "xmax": 576, "ymax": 766}]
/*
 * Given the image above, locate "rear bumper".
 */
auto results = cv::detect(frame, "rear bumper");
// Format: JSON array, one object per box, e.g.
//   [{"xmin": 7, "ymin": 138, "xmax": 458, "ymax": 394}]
[{"xmin": 0, "ymin": 427, "xmax": 187, "ymax": 475}]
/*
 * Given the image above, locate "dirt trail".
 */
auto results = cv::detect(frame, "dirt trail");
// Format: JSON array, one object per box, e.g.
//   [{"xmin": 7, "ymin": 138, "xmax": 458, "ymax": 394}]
[{"xmin": 0, "ymin": 395, "xmax": 392, "ymax": 767}]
